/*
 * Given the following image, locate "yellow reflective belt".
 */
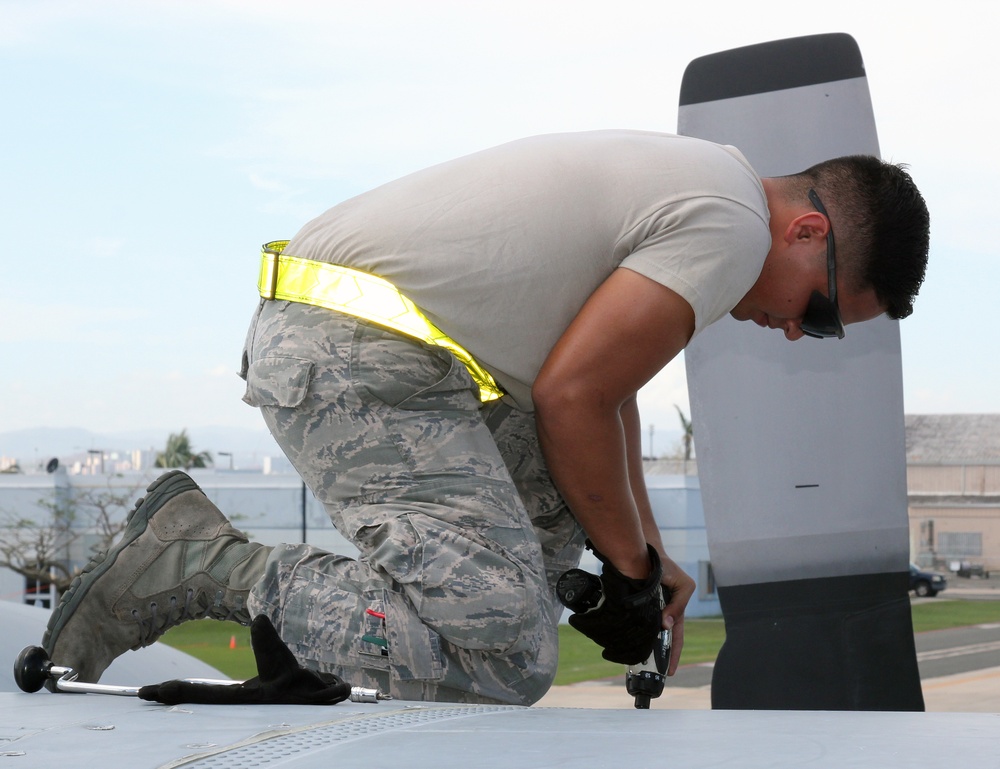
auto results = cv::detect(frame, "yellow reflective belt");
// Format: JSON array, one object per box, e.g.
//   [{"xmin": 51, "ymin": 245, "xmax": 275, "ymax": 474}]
[{"xmin": 258, "ymin": 240, "xmax": 504, "ymax": 403}]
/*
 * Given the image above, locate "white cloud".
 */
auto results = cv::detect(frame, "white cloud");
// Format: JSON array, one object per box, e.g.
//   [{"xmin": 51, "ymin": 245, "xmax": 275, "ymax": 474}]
[
  {"xmin": 248, "ymin": 173, "xmax": 290, "ymax": 194},
  {"xmin": 207, "ymin": 364, "xmax": 234, "ymax": 379},
  {"xmin": 86, "ymin": 237, "xmax": 125, "ymax": 259},
  {"xmin": 3, "ymin": 300, "xmax": 145, "ymax": 343}
]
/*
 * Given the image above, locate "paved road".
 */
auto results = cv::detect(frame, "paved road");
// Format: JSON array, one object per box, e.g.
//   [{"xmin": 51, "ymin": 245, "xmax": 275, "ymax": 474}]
[
  {"xmin": 666, "ymin": 620, "xmax": 1000, "ymax": 688},
  {"xmin": 664, "ymin": 586, "xmax": 1000, "ymax": 690},
  {"xmin": 540, "ymin": 604, "xmax": 1000, "ymax": 711},
  {"xmin": 540, "ymin": 580, "xmax": 1000, "ymax": 711},
  {"xmin": 916, "ymin": 622, "xmax": 1000, "ymax": 679}
]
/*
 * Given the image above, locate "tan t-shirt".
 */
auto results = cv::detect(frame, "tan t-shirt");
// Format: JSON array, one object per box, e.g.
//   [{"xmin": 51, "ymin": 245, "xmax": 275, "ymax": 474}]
[{"xmin": 285, "ymin": 130, "xmax": 771, "ymax": 410}]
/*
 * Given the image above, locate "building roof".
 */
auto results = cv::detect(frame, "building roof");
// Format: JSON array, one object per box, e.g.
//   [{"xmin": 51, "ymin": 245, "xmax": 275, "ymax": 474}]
[{"xmin": 905, "ymin": 414, "xmax": 1000, "ymax": 463}]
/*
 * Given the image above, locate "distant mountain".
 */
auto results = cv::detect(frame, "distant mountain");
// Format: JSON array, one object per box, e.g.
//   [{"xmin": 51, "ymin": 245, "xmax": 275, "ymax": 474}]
[
  {"xmin": 0, "ymin": 426, "xmax": 282, "ymax": 467},
  {"xmin": 2, "ymin": 423, "xmax": 689, "ymax": 471}
]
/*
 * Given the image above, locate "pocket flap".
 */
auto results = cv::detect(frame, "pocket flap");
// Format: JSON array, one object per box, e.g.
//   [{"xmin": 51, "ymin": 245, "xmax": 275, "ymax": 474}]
[{"xmin": 243, "ymin": 356, "xmax": 314, "ymax": 408}]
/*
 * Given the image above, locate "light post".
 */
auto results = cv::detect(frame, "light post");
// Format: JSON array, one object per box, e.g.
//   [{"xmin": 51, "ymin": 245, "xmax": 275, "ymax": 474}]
[
  {"xmin": 218, "ymin": 451, "xmax": 234, "ymax": 471},
  {"xmin": 301, "ymin": 480, "xmax": 308, "ymax": 545}
]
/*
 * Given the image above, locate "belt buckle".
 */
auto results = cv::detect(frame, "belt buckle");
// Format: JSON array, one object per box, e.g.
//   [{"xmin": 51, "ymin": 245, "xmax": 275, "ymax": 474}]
[{"xmin": 258, "ymin": 244, "xmax": 281, "ymax": 301}]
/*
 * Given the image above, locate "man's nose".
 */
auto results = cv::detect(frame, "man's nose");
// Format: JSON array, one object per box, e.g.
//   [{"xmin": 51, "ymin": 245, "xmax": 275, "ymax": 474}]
[{"xmin": 783, "ymin": 320, "xmax": 806, "ymax": 341}]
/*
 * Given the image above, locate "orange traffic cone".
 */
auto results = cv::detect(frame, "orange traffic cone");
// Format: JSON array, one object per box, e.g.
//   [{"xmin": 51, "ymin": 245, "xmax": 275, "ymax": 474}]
[{"xmin": 229, "ymin": 635, "xmax": 237, "ymax": 650}]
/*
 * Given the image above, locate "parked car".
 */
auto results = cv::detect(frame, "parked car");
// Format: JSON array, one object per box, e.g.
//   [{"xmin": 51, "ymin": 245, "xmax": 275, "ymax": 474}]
[
  {"xmin": 909, "ymin": 564, "xmax": 947, "ymax": 597},
  {"xmin": 956, "ymin": 561, "xmax": 990, "ymax": 579}
]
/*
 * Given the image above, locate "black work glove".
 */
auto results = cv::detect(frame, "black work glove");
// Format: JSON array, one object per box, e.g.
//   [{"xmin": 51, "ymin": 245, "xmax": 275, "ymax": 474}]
[
  {"xmin": 563, "ymin": 541, "xmax": 665, "ymax": 665},
  {"xmin": 138, "ymin": 615, "xmax": 352, "ymax": 706}
]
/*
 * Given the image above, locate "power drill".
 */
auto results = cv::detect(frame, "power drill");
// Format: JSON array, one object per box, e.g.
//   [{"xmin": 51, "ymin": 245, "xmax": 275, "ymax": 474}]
[{"xmin": 556, "ymin": 569, "xmax": 671, "ymax": 709}]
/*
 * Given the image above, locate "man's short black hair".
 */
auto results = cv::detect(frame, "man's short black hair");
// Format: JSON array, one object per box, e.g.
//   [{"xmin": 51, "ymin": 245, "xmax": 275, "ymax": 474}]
[{"xmin": 801, "ymin": 156, "xmax": 930, "ymax": 320}]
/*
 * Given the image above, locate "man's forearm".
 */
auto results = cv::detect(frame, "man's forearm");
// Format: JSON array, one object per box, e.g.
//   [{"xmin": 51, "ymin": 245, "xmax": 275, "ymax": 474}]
[
  {"xmin": 530, "ymin": 268, "xmax": 695, "ymax": 581},
  {"xmin": 620, "ymin": 395, "xmax": 667, "ymax": 557},
  {"xmin": 534, "ymin": 390, "xmax": 652, "ymax": 580}
]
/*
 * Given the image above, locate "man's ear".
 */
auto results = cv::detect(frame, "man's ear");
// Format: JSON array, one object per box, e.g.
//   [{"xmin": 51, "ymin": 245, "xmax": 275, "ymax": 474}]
[{"xmin": 783, "ymin": 211, "xmax": 829, "ymax": 245}]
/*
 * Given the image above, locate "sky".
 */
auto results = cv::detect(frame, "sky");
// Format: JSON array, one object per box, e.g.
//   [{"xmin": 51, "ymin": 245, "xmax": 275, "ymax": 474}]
[{"xmin": 2, "ymin": 0, "xmax": 997, "ymax": 458}]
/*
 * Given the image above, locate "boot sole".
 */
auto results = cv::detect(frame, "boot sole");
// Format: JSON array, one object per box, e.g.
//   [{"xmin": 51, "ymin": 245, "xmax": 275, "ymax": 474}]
[{"xmin": 41, "ymin": 470, "xmax": 203, "ymax": 685}]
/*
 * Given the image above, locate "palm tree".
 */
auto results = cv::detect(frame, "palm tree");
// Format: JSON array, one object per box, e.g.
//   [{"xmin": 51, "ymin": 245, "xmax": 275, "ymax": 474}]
[
  {"xmin": 675, "ymin": 405, "xmax": 693, "ymax": 461},
  {"xmin": 155, "ymin": 430, "xmax": 214, "ymax": 470}
]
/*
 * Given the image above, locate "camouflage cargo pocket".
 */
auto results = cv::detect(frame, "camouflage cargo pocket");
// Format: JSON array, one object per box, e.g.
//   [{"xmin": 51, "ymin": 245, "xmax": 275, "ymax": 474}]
[{"xmin": 242, "ymin": 355, "xmax": 315, "ymax": 408}]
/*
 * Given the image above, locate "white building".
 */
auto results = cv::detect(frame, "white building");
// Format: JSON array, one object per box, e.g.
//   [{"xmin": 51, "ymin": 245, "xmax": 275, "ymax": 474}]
[{"xmin": 0, "ymin": 465, "xmax": 720, "ymax": 616}]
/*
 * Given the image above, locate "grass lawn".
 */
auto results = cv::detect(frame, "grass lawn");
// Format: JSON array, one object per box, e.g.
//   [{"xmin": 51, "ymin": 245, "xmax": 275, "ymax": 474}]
[
  {"xmin": 554, "ymin": 619, "xmax": 726, "ymax": 685},
  {"xmin": 160, "ymin": 599, "xmax": 999, "ymax": 684},
  {"xmin": 909, "ymin": 599, "xmax": 1000, "ymax": 633},
  {"xmin": 160, "ymin": 621, "xmax": 257, "ymax": 680}
]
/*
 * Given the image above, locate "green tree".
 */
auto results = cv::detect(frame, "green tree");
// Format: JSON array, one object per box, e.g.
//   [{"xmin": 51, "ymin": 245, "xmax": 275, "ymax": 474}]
[{"xmin": 155, "ymin": 430, "xmax": 214, "ymax": 470}]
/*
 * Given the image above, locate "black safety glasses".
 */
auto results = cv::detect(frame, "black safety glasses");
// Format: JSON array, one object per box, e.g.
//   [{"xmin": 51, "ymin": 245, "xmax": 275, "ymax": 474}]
[{"xmin": 801, "ymin": 189, "xmax": 845, "ymax": 340}]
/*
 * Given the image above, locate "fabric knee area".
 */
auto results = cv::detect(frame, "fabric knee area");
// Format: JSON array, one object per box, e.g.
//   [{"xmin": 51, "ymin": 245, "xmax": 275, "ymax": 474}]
[
  {"xmin": 358, "ymin": 511, "xmax": 545, "ymax": 656},
  {"xmin": 248, "ymin": 542, "xmax": 557, "ymax": 705}
]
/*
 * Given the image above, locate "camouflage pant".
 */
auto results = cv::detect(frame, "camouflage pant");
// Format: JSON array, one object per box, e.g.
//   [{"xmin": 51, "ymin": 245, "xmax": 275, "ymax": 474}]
[{"xmin": 240, "ymin": 299, "xmax": 584, "ymax": 705}]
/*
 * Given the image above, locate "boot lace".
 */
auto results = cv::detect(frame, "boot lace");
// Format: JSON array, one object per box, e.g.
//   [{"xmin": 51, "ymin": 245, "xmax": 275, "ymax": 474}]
[
  {"xmin": 132, "ymin": 589, "xmax": 196, "ymax": 647},
  {"xmin": 132, "ymin": 590, "xmax": 250, "ymax": 647}
]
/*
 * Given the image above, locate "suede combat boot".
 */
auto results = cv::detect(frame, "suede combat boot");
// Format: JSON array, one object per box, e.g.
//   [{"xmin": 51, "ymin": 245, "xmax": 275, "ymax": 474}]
[{"xmin": 42, "ymin": 470, "xmax": 271, "ymax": 688}]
